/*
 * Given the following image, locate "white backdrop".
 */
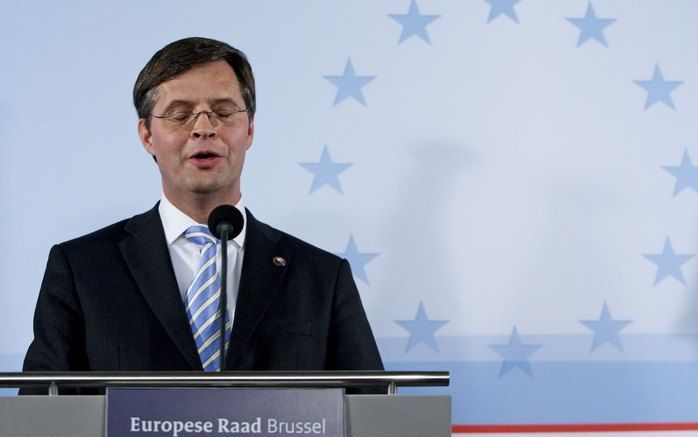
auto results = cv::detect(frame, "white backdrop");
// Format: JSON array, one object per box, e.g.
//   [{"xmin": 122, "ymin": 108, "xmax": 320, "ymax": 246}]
[{"xmin": 2, "ymin": 0, "xmax": 698, "ymax": 432}]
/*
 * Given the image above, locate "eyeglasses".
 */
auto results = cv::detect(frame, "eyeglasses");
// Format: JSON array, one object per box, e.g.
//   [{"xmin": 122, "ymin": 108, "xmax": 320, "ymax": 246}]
[{"xmin": 151, "ymin": 109, "xmax": 248, "ymax": 128}]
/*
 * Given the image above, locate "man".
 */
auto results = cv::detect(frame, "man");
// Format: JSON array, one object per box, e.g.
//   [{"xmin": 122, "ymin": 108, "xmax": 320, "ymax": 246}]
[{"xmin": 22, "ymin": 37, "xmax": 383, "ymax": 392}]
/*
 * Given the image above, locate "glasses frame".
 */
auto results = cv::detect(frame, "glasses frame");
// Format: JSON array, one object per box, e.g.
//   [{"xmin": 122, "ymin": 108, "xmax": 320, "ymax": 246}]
[{"xmin": 151, "ymin": 109, "xmax": 249, "ymax": 128}]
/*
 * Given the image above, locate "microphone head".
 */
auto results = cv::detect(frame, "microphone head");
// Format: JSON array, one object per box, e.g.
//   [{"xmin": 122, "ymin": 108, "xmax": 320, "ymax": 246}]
[{"xmin": 207, "ymin": 205, "xmax": 244, "ymax": 241}]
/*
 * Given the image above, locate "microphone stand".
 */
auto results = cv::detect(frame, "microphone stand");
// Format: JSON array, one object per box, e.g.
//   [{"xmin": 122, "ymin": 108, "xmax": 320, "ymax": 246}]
[
  {"xmin": 218, "ymin": 225, "xmax": 231, "ymax": 372},
  {"xmin": 208, "ymin": 204, "xmax": 243, "ymax": 372}
]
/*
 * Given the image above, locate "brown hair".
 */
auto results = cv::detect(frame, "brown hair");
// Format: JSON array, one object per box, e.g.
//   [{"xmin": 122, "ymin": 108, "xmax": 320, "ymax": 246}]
[{"xmin": 133, "ymin": 37, "xmax": 256, "ymax": 129}]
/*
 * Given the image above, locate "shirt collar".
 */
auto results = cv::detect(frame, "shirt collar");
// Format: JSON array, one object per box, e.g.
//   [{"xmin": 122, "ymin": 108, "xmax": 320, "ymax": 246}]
[{"xmin": 159, "ymin": 193, "xmax": 247, "ymax": 250}]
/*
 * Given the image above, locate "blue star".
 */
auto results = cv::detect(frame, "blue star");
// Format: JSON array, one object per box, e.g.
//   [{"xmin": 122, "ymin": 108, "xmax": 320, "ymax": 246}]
[
  {"xmin": 663, "ymin": 149, "xmax": 698, "ymax": 196},
  {"xmin": 580, "ymin": 302, "xmax": 632, "ymax": 352},
  {"xmin": 634, "ymin": 64, "xmax": 683, "ymax": 110},
  {"xmin": 323, "ymin": 59, "xmax": 376, "ymax": 106},
  {"xmin": 388, "ymin": 0, "xmax": 441, "ymax": 44},
  {"xmin": 394, "ymin": 302, "xmax": 449, "ymax": 353},
  {"xmin": 335, "ymin": 235, "xmax": 379, "ymax": 284},
  {"xmin": 484, "ymin": 0, "xmax": 522, "ymax": 24},
  {"xmin": 489, "ymin": 326, "xmax": 541, "ymax": 377},
  {"xmin": 643, "ymin": 238, "xmax": 694, "ymax": 285},
  {"xmin": 298, "ymin": 145, "xmax": 353, "ymax": 195},
  {"xmin": 566, "ymin": 3, "xmax": 616, "ymax": 48}
]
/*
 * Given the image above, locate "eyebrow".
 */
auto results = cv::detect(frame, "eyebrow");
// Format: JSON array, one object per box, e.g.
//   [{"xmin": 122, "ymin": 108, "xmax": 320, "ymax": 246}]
[{"xmin": 159, "ymin": 98, "xmax": 243, "ymax": 113}]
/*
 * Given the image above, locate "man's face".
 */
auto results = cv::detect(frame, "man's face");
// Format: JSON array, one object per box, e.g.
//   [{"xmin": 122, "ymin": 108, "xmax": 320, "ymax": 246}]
[{"xmin": 138, "ymin": 60, "xmax": 254, "ymax": 203}]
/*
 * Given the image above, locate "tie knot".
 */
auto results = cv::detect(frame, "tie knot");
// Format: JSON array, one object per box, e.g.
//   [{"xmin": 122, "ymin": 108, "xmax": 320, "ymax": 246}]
[{"xmin": 184, "ymin": 226, "xmax": 217, "ymax": 247}]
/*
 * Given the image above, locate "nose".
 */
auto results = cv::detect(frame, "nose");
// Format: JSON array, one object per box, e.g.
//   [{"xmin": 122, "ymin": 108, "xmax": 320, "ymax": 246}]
[{"xmin": 191, "ymin": 112, "xmax": 217, "ymax": 140}]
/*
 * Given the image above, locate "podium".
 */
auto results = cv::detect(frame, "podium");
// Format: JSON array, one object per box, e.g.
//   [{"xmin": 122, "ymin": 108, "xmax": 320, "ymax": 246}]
[{"xmin": 0, "ymin": 372, "xmax": 450, "ymax": 437}]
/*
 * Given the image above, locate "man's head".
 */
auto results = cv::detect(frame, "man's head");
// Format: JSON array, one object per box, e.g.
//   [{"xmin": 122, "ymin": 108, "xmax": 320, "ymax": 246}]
[{"xmin": 134, "ymin": 37, "xmax": 255, "ymax": 212}]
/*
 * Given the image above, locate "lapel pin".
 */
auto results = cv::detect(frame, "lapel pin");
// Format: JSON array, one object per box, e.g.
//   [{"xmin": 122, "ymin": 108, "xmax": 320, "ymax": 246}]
[{"xmin": 272, "ymin": 256, "xmax": 287, "ymax": 267}]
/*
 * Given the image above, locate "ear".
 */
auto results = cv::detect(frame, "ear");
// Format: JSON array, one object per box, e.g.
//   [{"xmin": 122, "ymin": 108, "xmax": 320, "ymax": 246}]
[
  {"xmin": 245, "ymin": 116, "xmax": 255, "ymax": 151},
  {"xmin": 137, "ymin": 118, "xmax": 156, "ymax": 157}
]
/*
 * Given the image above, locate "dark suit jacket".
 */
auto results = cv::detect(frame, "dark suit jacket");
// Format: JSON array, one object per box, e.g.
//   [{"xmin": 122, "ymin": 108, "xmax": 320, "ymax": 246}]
[{"xmin": 22, "ymin": 205, "xmax": 383, "ymax": 393}]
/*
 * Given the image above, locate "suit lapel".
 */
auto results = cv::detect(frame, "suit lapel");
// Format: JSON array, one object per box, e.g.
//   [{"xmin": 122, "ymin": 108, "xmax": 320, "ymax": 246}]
[
  {"xmin": 226, "ymin": 210, "xmax": 290, "ymax": 368},
  {"xmin": 119, "ymin": 205, "xmax": 202, "ymax": 370}
]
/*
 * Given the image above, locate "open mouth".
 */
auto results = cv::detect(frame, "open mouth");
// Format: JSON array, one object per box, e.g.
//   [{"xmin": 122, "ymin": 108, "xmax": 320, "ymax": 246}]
[
  {"xmin": 192, "ymin": 151, "xmax": 220, "ymax": 159},
  {"xmin": 189, "ymin": 151, "xmax": 223, "ymax": 168}
]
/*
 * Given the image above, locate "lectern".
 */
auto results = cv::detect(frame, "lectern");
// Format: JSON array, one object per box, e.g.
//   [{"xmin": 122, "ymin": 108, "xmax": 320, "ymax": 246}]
[{"xmin": 0, "ymin": 372, "xmax": 450, "ymax": 437}]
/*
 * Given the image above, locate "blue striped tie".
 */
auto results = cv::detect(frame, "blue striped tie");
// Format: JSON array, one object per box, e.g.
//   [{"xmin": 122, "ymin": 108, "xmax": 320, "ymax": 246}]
[{"xmin": 183, "ymin": 226, "xmax": 232, "ymax": 371}]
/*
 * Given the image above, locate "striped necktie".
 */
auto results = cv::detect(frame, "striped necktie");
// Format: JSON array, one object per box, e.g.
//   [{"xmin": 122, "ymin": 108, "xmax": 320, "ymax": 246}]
[{"xmin": 183, "ymin": 226, "xmax": 232, "ymax": 371}]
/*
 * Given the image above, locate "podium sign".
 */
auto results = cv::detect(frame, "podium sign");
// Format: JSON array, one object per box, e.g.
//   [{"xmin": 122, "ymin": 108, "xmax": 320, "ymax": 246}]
[{"xmin": 106, "ymin": 388, "xmax": 344, "ymax": 437}]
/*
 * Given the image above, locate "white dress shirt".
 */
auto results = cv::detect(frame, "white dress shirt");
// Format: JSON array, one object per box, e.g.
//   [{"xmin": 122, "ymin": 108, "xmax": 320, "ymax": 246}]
[{"xmin": 158, "ymin": 194, "xmax": 246, "ymax": 327}]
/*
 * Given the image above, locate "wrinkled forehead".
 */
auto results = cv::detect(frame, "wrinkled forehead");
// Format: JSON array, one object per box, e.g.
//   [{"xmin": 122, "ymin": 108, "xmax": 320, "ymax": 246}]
[{"xmin": 154, "ymin": 60, "xmax": 244, "ymax": 108}]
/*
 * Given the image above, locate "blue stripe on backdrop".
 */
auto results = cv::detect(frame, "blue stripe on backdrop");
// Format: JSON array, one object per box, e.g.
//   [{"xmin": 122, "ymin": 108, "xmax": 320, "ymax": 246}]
[{"xmin": 389, "ymin": 360, "xmax": 698, "ymax": 425}]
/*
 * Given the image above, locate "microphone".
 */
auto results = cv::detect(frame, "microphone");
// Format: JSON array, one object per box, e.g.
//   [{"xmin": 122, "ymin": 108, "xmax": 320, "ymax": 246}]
[
  {"xmin": 207, "ymin": 205, "xmax": 244, "ymax": 240},
  {"xmin": 207, "ymin": 205, "xmax": 244, "ymax": 372}
]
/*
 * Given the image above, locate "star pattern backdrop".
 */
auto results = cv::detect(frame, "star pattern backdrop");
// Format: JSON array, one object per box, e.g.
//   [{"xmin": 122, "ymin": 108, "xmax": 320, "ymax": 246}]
[{"xmin": 2, "ymin": 0, "xmax": 698, "ymax": 433}]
